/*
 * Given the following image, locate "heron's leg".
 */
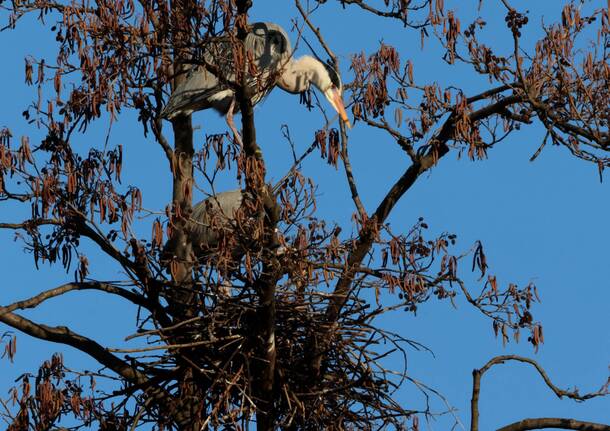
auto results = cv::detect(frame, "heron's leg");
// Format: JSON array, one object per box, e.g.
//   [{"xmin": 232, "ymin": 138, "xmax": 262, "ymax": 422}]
[{"xmin": 226, "ymin": 98, "xmax": 243, "ymax": 148}]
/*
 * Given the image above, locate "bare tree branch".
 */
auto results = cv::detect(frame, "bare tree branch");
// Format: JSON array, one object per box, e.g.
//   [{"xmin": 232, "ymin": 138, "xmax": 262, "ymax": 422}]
[
  {"xmin": 295, "ymin": 0, "xmax": 366, "ymax": 219},
  {"xmin": 323, "ymin": 92, "xmax": 523, "ymax": 331},
  {"xmin": 497, "ymin": 418, "xmax": 610, "ymax": 431},
  {"xmin": 0, "ymin": 308, "xmax": 145, "ymax": 383},
  {"xmin": 471, "ymin": 355, "xmax": 609, "ymax": 431},
  {"xmin": 295, "ymin": 0, "xmax": 336, "ymax": 64},
  {"xmin": 0, "ymin": 281, "xmax": 157, "ymax": 314}
]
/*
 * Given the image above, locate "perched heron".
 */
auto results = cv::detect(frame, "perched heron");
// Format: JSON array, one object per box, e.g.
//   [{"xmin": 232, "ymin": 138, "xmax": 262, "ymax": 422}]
[
  {"xmin": 189, "ymin": 189, "xmax": 244, "ymax": 254},
  {"xmin": 189, "ymin": 188, "xmax": 286, "ymax": 257},
  {"xmin": 189, "ymin": 189, "xmax": 251, "ymax": 298},
  {"xmin": 168, "ymin": 189, "xmax": 285, "ymax": 296},
  {"xmin": 161, "ymin": 22, "xmax": 351, "ymax": 139},
  {"xmin": 161, "ymin": 190, "xmax": 244, "ymax": 297}
]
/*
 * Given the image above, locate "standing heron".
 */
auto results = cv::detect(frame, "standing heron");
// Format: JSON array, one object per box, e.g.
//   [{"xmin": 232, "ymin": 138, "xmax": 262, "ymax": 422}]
[{"xmin": 161, "ymin": 22, "xmax": 351, "ymax": 138}]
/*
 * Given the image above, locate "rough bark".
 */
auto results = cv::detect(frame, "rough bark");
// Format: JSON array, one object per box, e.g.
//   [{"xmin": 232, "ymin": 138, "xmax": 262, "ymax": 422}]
[{"xmin": 235, "ymin": 3, "xmax": 281, "ymax": 428}]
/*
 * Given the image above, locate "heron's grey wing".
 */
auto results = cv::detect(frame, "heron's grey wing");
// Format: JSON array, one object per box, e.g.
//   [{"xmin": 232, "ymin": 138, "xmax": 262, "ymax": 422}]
[
  {"xmin": 161, "ymin": 66, "xmax": 229, "ymax": 118},
  {"xmin": 161, "ymin": 38, "xmax": 238, "ymax": 119},
  {"xmin": 162, "ymin": 23, "xmax": 292, "ymax": 118}
]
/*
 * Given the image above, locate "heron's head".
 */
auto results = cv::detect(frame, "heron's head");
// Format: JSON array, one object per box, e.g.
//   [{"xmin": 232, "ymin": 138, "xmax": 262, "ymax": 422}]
[
  {"xmin": 278, "ymin": 55, "xmax": 352, "ymax": 128},
  {"xmin": 322, "ymin": 63, "xmax": 351, "ymax": 129}
]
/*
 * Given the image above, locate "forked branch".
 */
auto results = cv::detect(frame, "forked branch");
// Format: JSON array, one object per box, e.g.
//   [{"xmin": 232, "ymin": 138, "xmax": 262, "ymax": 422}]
[{"xmin": 324, "ymin": 92, "xmax": 524, "ymax": 329}]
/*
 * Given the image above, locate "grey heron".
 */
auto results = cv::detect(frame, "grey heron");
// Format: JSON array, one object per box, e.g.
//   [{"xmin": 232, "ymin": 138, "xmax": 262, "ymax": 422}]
[
  {"xmin": 160, "ymin": 190, "xmax": 244, "ymax": 297},
  {"xmin": 189, "ymin": 188, "xmax": 287, "ymax": 257},
  {"xmin": 161, "ymin": 22, "xmax": 351, "ymax": 139},
  {"xmin": 189, "ymin": 189, "xmax": 244, "ymax": 254},
  {"xmin": 172, "ymin": 189, "xmax": 287, "ymax": 296}
]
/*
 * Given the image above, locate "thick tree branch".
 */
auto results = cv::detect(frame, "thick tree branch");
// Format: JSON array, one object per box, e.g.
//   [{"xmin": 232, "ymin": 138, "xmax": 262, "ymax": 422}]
[
  {"xmin": 339, "ymin": 124, "xmax": 367, "ymax": 219},
  {"xmin": 235, "ymin": 4, "xmax": 280, "ymax": 429},
  {"xmin": 312, "ymin": 93, "xmax": 534, "ymax": 378},
  {"xmin": 2, "ymin": 214, "xmax": 172, "ymax": 329},
  {"xmin": 160, "ymin": 2, "xmax": 203, "ymax": 428},
  {"xmin": 238, "ymin": 80, "xmax": 281, "ymax": 429},
  {"xmin": 0, "ymin": 219, "xmax": 61, "ymax": 230},
  {"xmin": 0, "ymin": 307, "xmax": 194, "ymax": 426},
  {"xmin": 466, "ymin": 83, "xmax": 516, "ymax": 104},
  {"xmin": 165, "ymin": 115, "xmax": 195, "ymax": 317},
  {"xmin": 324, "ymin": 144, "xmax": 446, "ymax": 324},
  {"xmin": 0, "ymin": 308, "xmax": 145, "ymax": 384}
]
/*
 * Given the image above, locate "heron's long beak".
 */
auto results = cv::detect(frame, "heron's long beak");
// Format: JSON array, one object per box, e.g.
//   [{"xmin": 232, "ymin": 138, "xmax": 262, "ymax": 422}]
[{"xmin": 324, "ymin": 86, "xmax": 351, "ymax": 129}]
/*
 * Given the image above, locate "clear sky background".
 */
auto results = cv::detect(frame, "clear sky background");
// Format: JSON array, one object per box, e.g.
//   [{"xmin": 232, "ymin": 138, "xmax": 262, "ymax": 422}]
[{"xmin": 1, "ymin": 1, "xmax": 609, "ymax": 429}]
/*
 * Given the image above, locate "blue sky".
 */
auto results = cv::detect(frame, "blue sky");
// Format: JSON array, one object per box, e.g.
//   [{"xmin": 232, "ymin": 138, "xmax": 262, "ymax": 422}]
[{"xmin": 1, "ymin": 1, "xmax": 609, "ymax": 429}]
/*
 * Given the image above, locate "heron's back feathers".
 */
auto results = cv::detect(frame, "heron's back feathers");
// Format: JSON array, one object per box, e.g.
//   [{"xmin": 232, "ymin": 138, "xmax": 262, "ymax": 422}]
[
  {"xmin": 160, "ymin": 67, "xmax": 233, "ymax": 119},
  {"xmin": 190, "ymin": 189, "xmax": 244, "ymax": 251},
  {"xmin": 161, "ymin": 22, "xmax": 292, "ymax": 119}
]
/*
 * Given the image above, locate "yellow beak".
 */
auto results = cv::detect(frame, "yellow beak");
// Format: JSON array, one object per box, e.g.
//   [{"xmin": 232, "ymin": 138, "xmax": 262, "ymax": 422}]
[{"xmin": 325, "ymin": 87, "xmax": 351, "ymax": 129}]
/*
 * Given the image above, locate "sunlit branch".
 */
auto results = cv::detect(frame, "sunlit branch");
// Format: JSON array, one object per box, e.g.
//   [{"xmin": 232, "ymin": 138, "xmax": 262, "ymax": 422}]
[
  {"xmin": 497, "ymin": 418, "xmax": 610, "ymax": 431},
  {"xmin": 0, "ymin": 308, "xmax": 148, "ymax": 384},
  {"xmin": 152, "ymin": 86, "xmax": 174, "ymax": 166},
  {"xmin": 325, "ymin": 92, "xmax": 524, "ymax": 324},
  {"xmin": 337, "ymin": 0, "xmax": 430, "ymax": 27},
  {"xmin": 0, "ymin": 281, "xmax": 154, "ymax": 314},
  {"xmin": 470, "ymin": 355, "xmax": 610, "ymax": 431},
  {"xmin": 108, "ymin": 335, "xmax": 242, "ymax": 354},
  {"xmin": 0, "ymin": 219, "xmax": 61, "ymax": 230}
]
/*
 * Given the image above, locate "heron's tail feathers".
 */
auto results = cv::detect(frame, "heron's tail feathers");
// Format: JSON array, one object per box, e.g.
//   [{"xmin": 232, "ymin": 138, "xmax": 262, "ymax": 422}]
[
  {"xmin": 160, "ymin": 87, "xmax": 232, "ymax": 120},
  {"xmin": 160, "ymin": 98, "xmax": 190, "ymax": 120}
]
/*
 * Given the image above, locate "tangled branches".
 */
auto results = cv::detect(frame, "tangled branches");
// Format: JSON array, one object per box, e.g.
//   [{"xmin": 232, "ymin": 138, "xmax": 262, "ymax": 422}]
[{"xmin": 1, "ymin": 0, "xmax": 609, "ymax": 430}]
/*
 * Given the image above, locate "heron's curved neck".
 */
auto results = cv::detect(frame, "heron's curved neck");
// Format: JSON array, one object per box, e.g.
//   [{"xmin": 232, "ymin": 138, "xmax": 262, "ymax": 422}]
[{"xmin": 277, "ymin": 55, "xmax": 331, "ymax": 94}]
